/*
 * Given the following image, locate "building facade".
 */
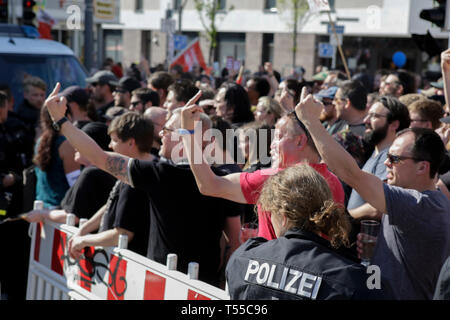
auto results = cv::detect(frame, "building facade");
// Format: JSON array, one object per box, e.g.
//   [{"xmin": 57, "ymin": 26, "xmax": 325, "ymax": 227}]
[{"xmin": 13, "ymin": 0, "xmax": 449, "ymax": 79}]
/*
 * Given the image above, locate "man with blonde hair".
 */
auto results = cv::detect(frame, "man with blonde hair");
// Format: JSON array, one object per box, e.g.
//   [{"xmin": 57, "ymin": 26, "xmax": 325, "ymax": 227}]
[
  {"xmin": 17, "ymin": 76, "xmax": 47, "ymax": 141},
  {"xmin": 408, "ymin": 99, "xmax": 445, "ymax": 130}
]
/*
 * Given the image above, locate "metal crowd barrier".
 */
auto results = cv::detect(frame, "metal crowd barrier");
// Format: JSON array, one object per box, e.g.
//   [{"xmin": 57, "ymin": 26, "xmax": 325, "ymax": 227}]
[{"xmin": 26, "ymin": 203, "xmax": 230, "ymax": 300}]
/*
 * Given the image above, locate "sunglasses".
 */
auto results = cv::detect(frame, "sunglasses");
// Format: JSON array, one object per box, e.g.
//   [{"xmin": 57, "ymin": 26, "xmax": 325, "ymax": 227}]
[
  {"xmin": 386, "ymin": 153, "xmax": 424, "ymax": 164},
  {"xmin": 289, "ymin": 111, "xmax": 311, "ymax": 139},
  {"xmin": 130, "ymin": 101, "xmax": 142, "ymax": 108},
  {"xmin": 161, "ymin": 126, "xmax": 175, "ymax": 135}
]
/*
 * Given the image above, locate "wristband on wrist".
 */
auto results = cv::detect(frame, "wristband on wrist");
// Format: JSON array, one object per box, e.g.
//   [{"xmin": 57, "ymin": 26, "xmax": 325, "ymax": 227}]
[{"xmin": 177, "ymin": 128, "xmax": 195, "ymax": 135}]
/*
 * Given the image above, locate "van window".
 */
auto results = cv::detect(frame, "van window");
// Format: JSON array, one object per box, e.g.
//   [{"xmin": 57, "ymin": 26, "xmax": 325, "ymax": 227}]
[{"xmin": 0, "ymin": 54, "xmax": 87, "ymax": 111}]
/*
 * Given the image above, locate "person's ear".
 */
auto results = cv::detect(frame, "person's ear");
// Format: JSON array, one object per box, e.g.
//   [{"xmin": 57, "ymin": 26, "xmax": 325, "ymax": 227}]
[
  {"xmin": 416, "ymin": 160, "xmax": 429, "ymax": 177},
  {"xmin": 389, "ymin": 119, "xmax": 399, "ymax": 133}
]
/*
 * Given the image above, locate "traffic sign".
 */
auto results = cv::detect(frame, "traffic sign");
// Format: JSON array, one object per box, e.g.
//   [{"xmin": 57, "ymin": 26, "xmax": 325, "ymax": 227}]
[
  {"xmin": 174, "ymin": 35, "xmax": 188, "ymax": 51},
  {"xmin": 161, "ymin": 18, "xmax": 176, "ymax": 33},
  {"xmin": 318, "ymin": 42, "xmax": 334, "ymax": 58},
  {"xmin": 329, "ymin": 33, "xmax": 343, "ymax": 46},
  {"xmin": 327, "ymin": 24, "xmax": 345, "ymax": 34}
]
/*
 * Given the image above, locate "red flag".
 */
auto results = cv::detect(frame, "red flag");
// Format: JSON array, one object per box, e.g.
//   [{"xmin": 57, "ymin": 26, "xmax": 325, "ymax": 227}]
[
  {"xmin": 170, "ymin": 38, "xmax": 211, "ymax": 75},
  {"xmin": 37, "ymin": 9, "xmax": 56, "ymax": 40}
]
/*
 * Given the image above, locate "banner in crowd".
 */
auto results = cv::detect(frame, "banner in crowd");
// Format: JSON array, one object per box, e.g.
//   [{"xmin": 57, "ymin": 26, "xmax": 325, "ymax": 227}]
[{"xmin": 170, "ymin": 38, "xmax": 210, "ymax": 75}]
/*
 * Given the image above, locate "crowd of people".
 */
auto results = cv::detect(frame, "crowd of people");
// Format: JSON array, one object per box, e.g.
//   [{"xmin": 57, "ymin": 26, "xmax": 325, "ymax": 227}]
[{"xmin": 0, "ymin": 50, "xmax": 449, "ymax": 300}]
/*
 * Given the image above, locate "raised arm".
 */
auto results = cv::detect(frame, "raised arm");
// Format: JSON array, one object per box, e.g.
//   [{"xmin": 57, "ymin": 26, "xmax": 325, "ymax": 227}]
[
  {"xmin": 295, "ymin": 88, "xmax": 387, "ymax": 214},
  {"xmin": 180, "ymin": 92, "xmax": 247, "ymax": 204},
  {"xmin": 441, "ymin": 49, "xmax": 450, "ymax": 107},
  {"xmin": 45, "ymin": 83, "xmax": 132, "ymax": 185}
]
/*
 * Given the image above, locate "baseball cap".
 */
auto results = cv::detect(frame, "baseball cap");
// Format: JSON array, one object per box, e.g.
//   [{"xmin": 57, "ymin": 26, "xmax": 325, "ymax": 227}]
[
  {"xmin": 81, "ymin": 122, "xmax": 111, "ymax": 151},
  {"xmin": 110, "ymin": 76, "xmax": 141, "ymax": 94},
  {"xmin": 60, "ymin": 86, "xmax": 89, "ymax": 106},
  {"xmin": 315, "ymin": 86, "xmax": 338, "ymax": 100},
  {"xmin": 86, "ymin": 70, "xmax": 118, "ymax": 85},
  {"xmin": 104, "ymin": 106, "xmax": 128, "ymax": 121},
  {"xmin": 430, "ymin": 80, "xmax": 444, "ymax": 89},
  {"xmin": 312, "ymin": 71, "xmax": 328, "ymax": 81}
]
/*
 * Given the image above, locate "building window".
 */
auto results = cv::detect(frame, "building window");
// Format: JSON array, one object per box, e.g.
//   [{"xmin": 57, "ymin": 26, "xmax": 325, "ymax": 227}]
[
  {"xmin": 173, "ymin": 0, "xmax": 182, "ymax": 10},
  {"xmin": 218, "ymin": 0, "xmax": 226, "ymax": 11},
  {"xmin": 262, "ymin": 33, "xmax": 274, "ymax": 64},
  {"xmin": 135, "ymin": 0, "xmax": 143, "ymax": 12},
  {"xmin": 265, "ymin": 0, "xmax": 277, "ymax": 12}
]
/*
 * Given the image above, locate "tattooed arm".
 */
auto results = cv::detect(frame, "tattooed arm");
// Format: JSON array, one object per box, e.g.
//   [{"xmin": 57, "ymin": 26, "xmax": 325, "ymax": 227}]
[
  {"xmin": 44, "ymin": 83, "xmax": 134, "ymax": 185},
  {"xmin": 52, "ymin": 116, "xmax": 132, "ymax": 185}
]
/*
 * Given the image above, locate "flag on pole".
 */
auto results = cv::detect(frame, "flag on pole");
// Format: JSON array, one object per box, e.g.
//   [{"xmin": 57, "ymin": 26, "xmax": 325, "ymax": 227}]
[
  {"xmin": 307, "ymin": 0, "xmax": 331, "ymax": 13},
  {"xmin": 37, "ymin": 8, "xmax": 56, "ymax": 40},
  {"xmin": 170, "ymin": 38, "xmax": 211, "ymax": 75}
]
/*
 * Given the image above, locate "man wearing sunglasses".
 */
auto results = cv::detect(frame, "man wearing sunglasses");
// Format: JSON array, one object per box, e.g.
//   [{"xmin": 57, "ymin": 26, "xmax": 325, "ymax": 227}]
[
  {"xmin": 296, "ymin": 88, "xmax": 450, "ymax": 300},
  {"xmin": 85, "ymin": 70, "xmax": 118, "ymax": 122},
  {"xmin": 347, "ymin": 96, "xmax": 410, "ymax": 219},
  {"xmin": 111, "ymin": 76, "xmax": 141, "ymax": 109}
]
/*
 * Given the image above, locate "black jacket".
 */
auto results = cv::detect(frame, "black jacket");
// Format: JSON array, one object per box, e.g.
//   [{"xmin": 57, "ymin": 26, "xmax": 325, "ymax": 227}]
[{"xmin": 226, "ymin": 228, "xmax": 387, "ymax": 300}]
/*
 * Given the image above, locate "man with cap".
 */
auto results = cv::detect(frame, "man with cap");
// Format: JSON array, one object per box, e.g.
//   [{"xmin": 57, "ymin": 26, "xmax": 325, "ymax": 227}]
[
  {"xmin": 85, "ymin": 70, "xmax": 118, "ymax": 121},
  {"xmin": 316, "ymin": 86, "xmax": 339, "ymax": 133},
  {"xmin": 60, "ymin": 86, "xmax": 95, "ymax": 129},
  {"xmin": 112, "ymin": 76, "xmax": 142, "ymax": 109}
]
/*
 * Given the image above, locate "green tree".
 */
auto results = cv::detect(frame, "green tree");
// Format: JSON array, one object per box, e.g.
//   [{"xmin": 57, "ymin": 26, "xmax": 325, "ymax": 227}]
[
  {"xmin": 193, "ymin": 0, "xmax": 234, "ymax": 66},
  {"xmin": 277, "ymin": 0, "xmax": 311, "ymax": 70}
]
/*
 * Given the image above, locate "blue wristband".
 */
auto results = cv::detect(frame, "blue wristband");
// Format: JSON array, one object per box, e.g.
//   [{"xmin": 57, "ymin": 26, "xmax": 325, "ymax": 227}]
[{"xmin": 177, "ymin": 128, "xmax": 195, "ymax": 135}]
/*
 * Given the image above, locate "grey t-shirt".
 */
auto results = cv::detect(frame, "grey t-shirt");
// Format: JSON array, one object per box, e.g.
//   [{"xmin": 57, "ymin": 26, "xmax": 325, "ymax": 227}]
[
  {"xmin": 347, "ymin": 148, "xmax": 389, "ymax": 210},
  {"xmin": 372, "ymin": 184, "xmax": 450, "ymax": 300}
]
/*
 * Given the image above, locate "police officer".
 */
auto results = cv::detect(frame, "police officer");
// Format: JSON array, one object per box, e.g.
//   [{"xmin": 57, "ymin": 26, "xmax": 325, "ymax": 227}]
[
  {"xmin": 226, "ymin": 165, "xmax": 388, "ymax": 300},
  {"xmin": 0, "ymin": 91, "xmax": 33, "ymax": 300}
]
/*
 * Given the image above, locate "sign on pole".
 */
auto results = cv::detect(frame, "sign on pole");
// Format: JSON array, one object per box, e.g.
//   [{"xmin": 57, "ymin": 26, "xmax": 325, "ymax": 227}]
[
  {"xmin": 174, "ymin": 35, "xmax": 188, "ymax": 51},
  {"xmin": 161, "ymin": 18, "xmax": 176, "ymax": 33},
  {"xmin": 94, "ymin": 0, "xmax": 116, "ymax": 21},
  {"xmin": 318, "ymin": 42, "xmax": 334, "ymax": 58},
  {"xmin": 328, "ymin": 24, "xmax": 344, "ymax": 34}
]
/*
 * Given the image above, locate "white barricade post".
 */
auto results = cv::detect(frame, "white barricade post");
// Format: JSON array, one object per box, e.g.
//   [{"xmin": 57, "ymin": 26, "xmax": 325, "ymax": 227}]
[
  {"xmin": 66, "ymin": 214, "xmax": 76, "ymax": 227},
  {"xmin": 118, "ymin": 234, "xmax": 128, "ymax": 250},
  {"xmin": 78, "ymin": 218, "xmax": 88, "ymax": 228},
  {"xmin": 26, "ymin": 220, "xmax": 230, "ymax": 300},
  {"xmin": 188, "ymin": 263, "xmax": 199, "ymax": 280},
  {"xmin": 166, "ymin": 254, "xmax": 178, "ymax": 271}
]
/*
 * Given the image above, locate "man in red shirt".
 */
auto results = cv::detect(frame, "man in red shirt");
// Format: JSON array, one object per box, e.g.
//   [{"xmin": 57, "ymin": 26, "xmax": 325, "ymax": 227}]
[{"xmin": 181, "ymin": 93, "xmax": 345, "ymax": 240}]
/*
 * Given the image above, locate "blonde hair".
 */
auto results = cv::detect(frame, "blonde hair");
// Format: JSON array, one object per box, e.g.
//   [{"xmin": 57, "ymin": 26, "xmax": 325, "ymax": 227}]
[
  {"xmin": 258, "ymin": 164, "xmax": 350, "ymax": 248},
  {"xmin": 23, "ymin": 76, "xmax": 47, "ymax": 93},
  {"xmin": 398, "ymin": 93, "xmax": 426, "ymax": 107},
  {"xmin": 258, "ymin": 96, "xmax": 283, "ymax": 122}
]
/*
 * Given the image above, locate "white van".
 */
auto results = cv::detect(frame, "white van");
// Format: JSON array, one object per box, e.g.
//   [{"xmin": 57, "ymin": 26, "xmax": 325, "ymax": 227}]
[{"xmin": 0, "ymin": 25, "xmax": 87, "ymax": 110}]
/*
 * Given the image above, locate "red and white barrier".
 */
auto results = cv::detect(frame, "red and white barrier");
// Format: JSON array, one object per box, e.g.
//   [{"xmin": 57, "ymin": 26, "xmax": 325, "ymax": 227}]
[{"xmin": 26, "ymin": 212, "xmax": 230, "ymax": 300}]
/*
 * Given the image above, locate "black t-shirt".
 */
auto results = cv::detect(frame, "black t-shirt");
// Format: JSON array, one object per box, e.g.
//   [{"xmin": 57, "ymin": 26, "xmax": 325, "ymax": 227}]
[
  {"xmin": 61, "ymin": 167, "xmax": 116, "ymax": 220},
  {"xmin": 99, "ymin": 180, "xmax": 151, "ymax": 257},
  {"xmin": 129, "ymin": 159, "xmax": 241, "ymax": 286}
]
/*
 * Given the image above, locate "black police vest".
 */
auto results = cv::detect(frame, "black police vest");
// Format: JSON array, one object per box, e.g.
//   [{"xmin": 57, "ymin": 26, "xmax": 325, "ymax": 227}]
[{"xmin": 226, "ymin": 228, "xmax": 383, "ymax": 300}]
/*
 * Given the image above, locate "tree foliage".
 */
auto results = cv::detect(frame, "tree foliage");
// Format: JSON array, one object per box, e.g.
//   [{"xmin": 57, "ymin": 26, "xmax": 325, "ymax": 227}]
[{"xmin": 193, "ymin": 0, "xmax": 234, "ymax": 65}]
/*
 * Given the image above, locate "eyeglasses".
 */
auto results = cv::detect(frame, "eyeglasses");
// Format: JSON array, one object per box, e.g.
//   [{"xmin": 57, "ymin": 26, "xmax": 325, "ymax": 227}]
[
  {"xmin": 386, "ymin": 153, "xmax": 423, "ymax": 164},
  {"xmin": 333, "ymin": 97, "xmax": 347, "ymax": 103},
  {"xmin": 161, "ymin": 126, "xmax": 175, "ymax": 135},
  {"xmin": 130, "ymin": 101, "xmax": 143, "ymax": 108},
  {"xmin": 367, "ymin": 112, "xmax": 389, "ymax": 119},
  {"xmin": 384, "ymin": 81, "xmax": 399, "ymax": 87}
]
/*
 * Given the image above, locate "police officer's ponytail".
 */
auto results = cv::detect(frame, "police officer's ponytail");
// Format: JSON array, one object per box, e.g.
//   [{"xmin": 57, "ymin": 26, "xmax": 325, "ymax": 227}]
[
  {"xmin": 258, "ymin": 164, "xmax": 351, "ymax": 249},
  {"xmin": 310, "ymin": 199, "xmax": 350, "ymax": 249}
]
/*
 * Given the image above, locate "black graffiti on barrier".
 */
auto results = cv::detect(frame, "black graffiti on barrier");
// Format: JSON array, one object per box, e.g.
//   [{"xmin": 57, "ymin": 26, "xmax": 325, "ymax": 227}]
[{"xmin": 58, "ymin": 233, "xmax": 128, "ymax": 298}]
